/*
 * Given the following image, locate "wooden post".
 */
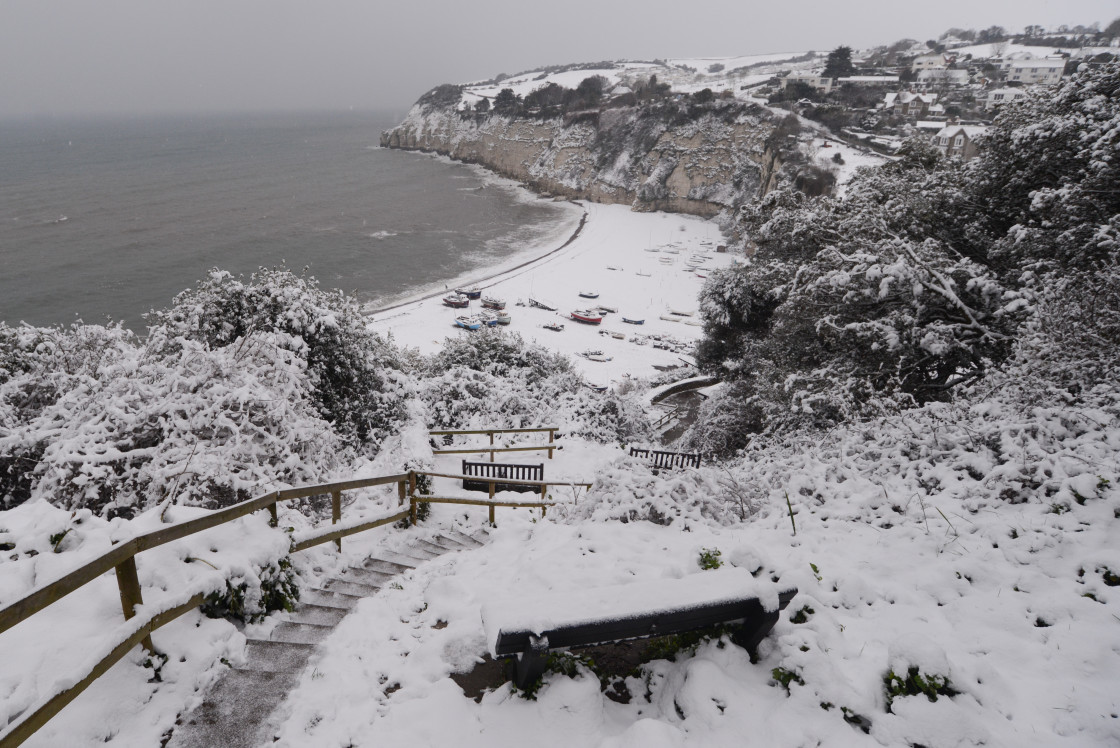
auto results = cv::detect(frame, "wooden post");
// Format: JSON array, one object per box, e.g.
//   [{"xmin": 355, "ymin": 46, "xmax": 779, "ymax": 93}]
[
  {"xmin": 115, "ymin": 556, "xmax": 154, "ymax": 652},
  {"xmin": 331, "ymin": 490, "xmax": 342, "ymax": 551},
  {"xmin": 397, "ymin": 479, "xmax": 407, "ymax": 506},
  {"xmin": 489, "ymin": 432, "xmax": 495, "ymax": 463},
  {"xmin": 548, "ymin": 428, "xmax": 554, "ymax": 459},
  {"xmin": 540, "ymin": 483, "xmax": 547, "ymax": 501},
  {"xmin": 489, "ymin": 479, "xmax": 496, "ymax": 525},
  {"xmin": 268, "ymin": 502, "xmax": 278, "ymax": 527},
  {"xmin": 489, "ymin": 503, "xmax": 496, "ymax": 526},
  {"xmin": 409, "ymin": 471, "xmax": 417, "ymax": 526}
]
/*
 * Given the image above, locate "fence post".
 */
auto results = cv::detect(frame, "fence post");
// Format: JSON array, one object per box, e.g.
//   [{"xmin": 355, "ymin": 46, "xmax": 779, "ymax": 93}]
[
  {"xmin": 409, "ymin": 471, "xmax": 418, "ymax": 526},
  {"xmin": 397, "ymin": 479, "xmax": 407, "ymax": 506},
  {"xmin": 488, "ymin": 479, "xmax": 496, "ymax": 525},
  {"xmin": 268, "ymin": 501, "xmax": 278, "ymax": 527},
  {"xmin": 548, "ymin": 428, "xmax": 555, "ymax": 459},
  {"xmin": 115, "ymin": 556, "xmax": 154, "ymax": 653},
  {"xmin": 489, "ymin": 432, "xmax": 495, "ymax": 463},
  {"xmin": 540, "ymin": 483, "xmax": 547, "ymax": 501},
  {"xmin": 331, "ymin": 490, "xmax": 342, "ymax": 551}
]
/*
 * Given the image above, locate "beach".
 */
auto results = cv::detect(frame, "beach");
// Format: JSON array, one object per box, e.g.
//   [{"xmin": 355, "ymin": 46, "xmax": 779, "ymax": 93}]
[{"xmin": 366, "ymin": 200, "xmax": 735, "ymax": 386}]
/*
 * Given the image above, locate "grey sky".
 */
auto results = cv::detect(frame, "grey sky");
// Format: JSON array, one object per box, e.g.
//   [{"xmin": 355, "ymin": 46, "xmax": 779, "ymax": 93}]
[{"xmin": 1, "ymin": 0, "xmax": 1116, "ymax": 119}]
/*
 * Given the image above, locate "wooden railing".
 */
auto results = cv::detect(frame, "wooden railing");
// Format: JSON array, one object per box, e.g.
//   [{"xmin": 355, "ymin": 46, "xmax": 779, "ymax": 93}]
[
  {"xmin": 430, "ymin": 427, "xmax": 558, "ymax": 460},
  {"xmin": 0, "ymin": 466, "xmax": 591, "ymax": 747}
]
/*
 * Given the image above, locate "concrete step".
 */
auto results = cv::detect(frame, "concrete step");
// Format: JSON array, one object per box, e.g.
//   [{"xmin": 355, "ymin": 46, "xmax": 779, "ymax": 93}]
[
  {"xmin": 413, "ymin": 537, "xmax": 456, "ymax": 555},
  {"xmin": 378, "ymin": 549, "xmax": 434, "ymax": 566},
  {"xmin": 240, "ymin": 641, "xmax": 315, "ymax": 674},
  {"xmin": 322, "ymin": 577, "xmax": 380, "ymax": 598},
  {"xmin": 287, "ymin": 602, "xmax": 348, "ymax": 627},
  {"xmin": 338, "ymin": 566, "xmax": 393, "ymax": 587},
  {"xmin": 266, "ymin": 620, "xmax": 333, "ymax": 645},
  {"xmin": 429, "ymin": 533, "xmax": 473, "ymax": 550},
  {"xmin": 166, "ymin": 669, "xmax": 296, "ymax": 748},
  {"xmin": 443, "ymin": 528, "xmax": 487, "ymax": 548},
  {"xmin": 300, "ymin": 587, "xmax": 362, "ymax": 610}
]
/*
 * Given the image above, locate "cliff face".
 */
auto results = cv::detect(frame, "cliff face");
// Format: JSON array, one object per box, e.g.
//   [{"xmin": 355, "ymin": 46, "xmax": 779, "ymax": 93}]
[{"xmin": 381, "ymin": 98, "xmax": 780, "ymax": 218}]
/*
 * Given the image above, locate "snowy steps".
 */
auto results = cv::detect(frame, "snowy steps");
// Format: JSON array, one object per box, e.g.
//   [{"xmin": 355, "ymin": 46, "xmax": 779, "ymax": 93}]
[{"xmin": 166, "ymin": 528, "xmax": 488, "ymax": 748}]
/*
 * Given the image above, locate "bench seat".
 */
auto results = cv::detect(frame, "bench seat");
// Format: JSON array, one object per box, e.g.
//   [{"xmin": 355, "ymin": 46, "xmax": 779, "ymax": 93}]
[{"xmin": 482, "ymin": 568, "xmax": 796, "ymax": 688}]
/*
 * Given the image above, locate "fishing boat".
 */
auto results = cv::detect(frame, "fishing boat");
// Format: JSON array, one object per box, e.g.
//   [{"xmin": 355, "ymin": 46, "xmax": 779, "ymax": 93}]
[
  {"xmin": 668, "ymin": 308, "xmax": 694, "ymax": 317},
  {"xmin": 610, "ymin": 332, "xmax": 625, "ymax": 340},
  {"xmin": 529, "ymin": 297, "xmax": 557, "ymax": 311},
  {"xmin": 587, "ymin": 383, "xmax": 608, "ymax": 393},
  {"xmin": 579, "ymin": 291, "xmax": 600, "ymax": 299},
  {"xmin": 454, "ymin": 316, "xmax": 483, "ymax": 331},
  {"xmin": 479, "ymin": 311, "xmax": 501, "ymax": 327},
  {"xmin": 456, "ymin": 287, "xmax": 482, "ymax": 300},
  {"xmin": 622, "ymin": 317, "xmax": 645, "ymax": 325},
  {"xmin": 542, "ymin": 322, "xmax": 565, "ymax": 332},
  {"xmin": 595, "ymin": 304, "xmax": 618, "ymax": 314},
  {"xmin": 481, "ymin": 295, "xmax": 506, "ymax": 310},
  {"xmin": 495, "ymin": 311, "xmax": 511, "ymax": 325},
  {"xmin": 443, "ymin": 293, "xmax": 470, "ymax": 309},
  {"xmin": 570, "ymin": 309, "xmax": 603, "ymax": 325},
  {"xmin": 582, "ymin": 350, "xmax": 613, "ymax": 362},
  {"xmin": 660, "ymin": 315, "xmax": 680, "ymax": 323}
]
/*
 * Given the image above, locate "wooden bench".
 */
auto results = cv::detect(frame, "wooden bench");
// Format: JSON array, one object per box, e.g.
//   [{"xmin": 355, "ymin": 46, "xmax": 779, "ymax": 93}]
[
  {"xmin": 483, "ymin": 568, "xmax": 796, "ymax": 689},
  {"xmin": 462, "ymin": 460, "xmax": 543, "ymax": 494},
  {"xmin": 629, "ymin": 447, "xmax": 702, "ymax": 470}
]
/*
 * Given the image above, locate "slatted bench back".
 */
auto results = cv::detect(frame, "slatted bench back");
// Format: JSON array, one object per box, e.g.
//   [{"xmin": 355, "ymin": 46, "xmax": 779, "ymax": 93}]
[
  {"xmin": 462, "ymin": 460, "xmax": 544, "ymax": 494},
  {"xmin": 629, "ymin": 447, "xmax": 702, "ymax": 470}
]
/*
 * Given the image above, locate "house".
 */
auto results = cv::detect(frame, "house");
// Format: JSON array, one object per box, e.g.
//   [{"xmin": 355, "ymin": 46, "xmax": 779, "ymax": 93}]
[
  {"xmin": 996, "ymin": 56, "xmax": 1065, "ymax": 85},
  {"xmin": 911, "ymin": 54, "xmax": 946, "ymax": 71},
  {"xmin": 780, "ymin": 72, "xmax": 833, "ymax": 94},
  {"xmin": 984, "ymin": 87, "xmax": 1027, "ymax": 109},
  {"xmin": 916, "ymin": 69, "xmax": 970, "ymax": 89},
  {"xmin": 835, "ymin": 75, "xmax": 900, "ymax": 87},
  {"xmin": 882, "ymin": 91, "xmax": 939, "ymax": 117},
  {"xmin": 931, "ymin": 125, "xmax": 988, "ymax": 159}
]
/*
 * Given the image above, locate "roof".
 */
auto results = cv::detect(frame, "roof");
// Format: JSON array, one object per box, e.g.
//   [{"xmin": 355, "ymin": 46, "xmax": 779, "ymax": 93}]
[
  {"xmin": 837, "ymin": 76, "xmax": 900, "ymax": 83},
  {"xmin": 934, "ymin": 125, "xmax": 988, "ymax": 139}
]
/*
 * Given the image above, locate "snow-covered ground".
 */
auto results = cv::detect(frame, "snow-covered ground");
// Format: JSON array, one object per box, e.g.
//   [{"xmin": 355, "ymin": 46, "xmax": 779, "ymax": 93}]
[{"xmin": 367, "ymin": 199, "xmax": 735, "ymax": 384}]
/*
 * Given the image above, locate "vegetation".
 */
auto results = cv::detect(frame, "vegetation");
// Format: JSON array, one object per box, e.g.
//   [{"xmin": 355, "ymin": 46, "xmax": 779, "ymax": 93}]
[{"xmin": 883, "ymin": 666, "xmax": 957, "ymax": 711}]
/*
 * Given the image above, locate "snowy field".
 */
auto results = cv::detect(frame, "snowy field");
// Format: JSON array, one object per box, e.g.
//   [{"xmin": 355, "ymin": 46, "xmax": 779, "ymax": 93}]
[{"xmin": 367, "ymin": 199, "xmax": 736, "ymax": 385}]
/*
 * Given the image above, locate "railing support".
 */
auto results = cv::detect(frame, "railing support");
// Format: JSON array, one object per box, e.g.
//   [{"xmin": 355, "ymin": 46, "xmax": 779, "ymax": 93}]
[
  {"xmin": 331, "ymin": 490, "xmax": 342, "ymax": 551},
  {"xmin": 548, "ymin": 428, "xmax": 555, "ymax": 459},
  {"xmin": 488, "ymin": 479, "xmax": 496, "ymax": 525},
  {"xmin": 268, "ymin": 501, "xmax": 278, "ymax": 527},
  {"xmin": 489, "ymin": 432, "xmax": 495, "ymax": 463},
  {"xmin": 408, "ymin": 471, "xmax": 418, "ymax": 526},
  {"xmin": 397, "ymin": 479, "xmax": 407, "ymax": 506},
  {"xmin": 114, "ymin": 557, "xmax": 153, "ymax": 653}
]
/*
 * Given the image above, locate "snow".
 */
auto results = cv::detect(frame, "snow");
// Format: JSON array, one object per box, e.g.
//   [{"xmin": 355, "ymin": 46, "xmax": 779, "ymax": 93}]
[{"xmin": 367, "ymin": 198, "xmax": 736, "ymax": 384}]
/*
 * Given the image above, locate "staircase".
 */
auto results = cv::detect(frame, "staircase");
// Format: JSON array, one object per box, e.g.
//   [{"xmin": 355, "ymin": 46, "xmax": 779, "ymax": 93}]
[{"xmin": 165, "ymin": 527, "xmax": 488, "ymax": 748}]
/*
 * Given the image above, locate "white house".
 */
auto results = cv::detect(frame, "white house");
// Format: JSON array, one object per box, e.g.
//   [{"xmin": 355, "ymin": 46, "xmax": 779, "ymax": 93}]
[
  {"xmin": 916, "ymin": 69, "xmax": 970, "ymax": 88},
  {"xmin": 998, "ymin": 56, "xmax": 1065, "ymax": 85},
  {"xmin": 985, "ymin": 87, "xmax": 1027, "ymax": 109},
  {"xmin": 911, "ymin": 54, "xmax": 946, "ymax": 71},
  {"xmin": 780, "ymin": 72, "xmax": 833, "ymax": 94}
]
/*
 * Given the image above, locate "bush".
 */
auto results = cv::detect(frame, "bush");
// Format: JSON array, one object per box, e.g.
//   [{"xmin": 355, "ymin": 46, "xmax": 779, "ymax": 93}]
[{"xmin": 200, "ymin": 557, "xmax": 300, "ymax": 624}]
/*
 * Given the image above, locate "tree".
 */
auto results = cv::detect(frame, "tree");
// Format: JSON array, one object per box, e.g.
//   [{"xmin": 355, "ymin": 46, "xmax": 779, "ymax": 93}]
[
  {"xmin": 978, "ymin": 26, "xmax": 1007, "ymax": 43},
  {"xmin": 1105, "ymin": 17, "xmax": 1120, "ymax": 38},
  {"xmin": 823, "ymin": 46, "xmax": 855, "ymax": 79},
  {"xmin": 492, "ymin": 88, "xmax": 520, "ymax": 116},
  {"xmin": 474, "ymin": 97, "xmax": 490, "ymax": 113}
]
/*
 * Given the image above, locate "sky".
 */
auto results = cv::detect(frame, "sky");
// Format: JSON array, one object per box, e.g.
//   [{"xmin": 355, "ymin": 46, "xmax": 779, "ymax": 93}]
[{"xmin": 1, "ymin": 0, "xmax": 1116, "ymax": 119}]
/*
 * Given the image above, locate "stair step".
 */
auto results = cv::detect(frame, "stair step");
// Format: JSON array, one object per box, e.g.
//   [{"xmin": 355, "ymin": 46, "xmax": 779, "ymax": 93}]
[
  {"xmin": 380, "ymin": 549, "xmax": 433, "ymax": 565},
  {"xmin": 413, "ymin": 538, "xmax": 455, "ymax": 555},
  {"xmin": 361, "ymin": 557, "xmax": 414, "ymax": 575},
  {"xmin": 300, "ymin": 588, "xmax": 362, "ymax": 610},
  {"xmin": 267, "ymin": 621, "xmax": 334, "ymax": 645},
  {"xmin": 322, "ymin": 578, "xmax": 380, "ymax": 598},
  {"xmin": 430, "ymin": 533, "xmax": 473, "ymax": 550},
  {"xmin": 444, "ymin": 528, "xmax": 487, "ymax": 547},
  {"xmin": 287, "ymin": 602, "xmax": 348, "ymax": 627},
  {"xmin": 166, "ymin": 669, "xmax": 297, "ymax": 748},
  {"xmin": 240, "ymin": 641, "xmax": 316, "ymax": 674},
  {"xmin": 339, "ymin": 566, "xmax": 393, "ymax": 587}
]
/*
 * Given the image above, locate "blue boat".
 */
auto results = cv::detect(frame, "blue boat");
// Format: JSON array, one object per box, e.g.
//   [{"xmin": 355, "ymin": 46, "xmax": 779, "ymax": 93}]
[
  {"xmin": 622, "ymin": 317, "xmax": 645, "ymax": 325},
  {"xmin": 454, "ymin": 316, "xmax": 483, "ymax": 331}
]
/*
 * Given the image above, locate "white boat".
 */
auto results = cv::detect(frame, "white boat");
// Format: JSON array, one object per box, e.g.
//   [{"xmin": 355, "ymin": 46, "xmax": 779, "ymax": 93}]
[
  {"xmin": 595, "ymin": 305, "xmax": 618, "ymax": 314},
  {"xmin": 579, "ymin": 290, "xmax": 600, "ymax": 299},
  {"xmin": 481, "ymin": 295, "xmax": 506, "ymax": 310},
  {"xmin": 582, "ymin": 350, "xmax": 613, "ymax": 362},
  {"xmin": 454, "ymin": 316, "xmax": 483, "ymax": 330},
  {"xmin": 542, "ymin": 322, "xmax": 565, "ymax": 332}
]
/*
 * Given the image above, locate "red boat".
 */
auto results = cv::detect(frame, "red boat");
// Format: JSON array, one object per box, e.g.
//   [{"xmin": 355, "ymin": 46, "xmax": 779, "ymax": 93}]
[
  {"xmin": 569, "ymin": 309, "xmax": 603, "ymax": 325},
  {"xmin": 443, "ymin": 293, "xmax": 470, "ymax": 308}
]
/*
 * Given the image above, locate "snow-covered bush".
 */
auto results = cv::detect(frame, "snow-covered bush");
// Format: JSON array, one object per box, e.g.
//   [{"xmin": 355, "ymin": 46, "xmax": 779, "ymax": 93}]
[{"xmin": 148, "ymin": 268, "xmax": 408, "ymax": 448}]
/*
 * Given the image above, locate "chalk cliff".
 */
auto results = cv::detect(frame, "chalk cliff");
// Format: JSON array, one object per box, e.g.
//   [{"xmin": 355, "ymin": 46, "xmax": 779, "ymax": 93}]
[{"xmin": 381, "ymin": 89, "xmax": 782, "ymax": 218}]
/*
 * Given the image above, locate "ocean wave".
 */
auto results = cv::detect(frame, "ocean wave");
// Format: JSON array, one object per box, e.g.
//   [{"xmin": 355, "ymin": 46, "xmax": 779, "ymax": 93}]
[{"xmin": 367, "ymin": 230, "xmax": 398, "ymax": 239}]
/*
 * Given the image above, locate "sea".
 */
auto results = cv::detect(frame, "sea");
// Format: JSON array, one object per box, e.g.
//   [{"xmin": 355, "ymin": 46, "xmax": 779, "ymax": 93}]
[{"xmin": 0, "ymin": 111, "xmax": 573, "ymax": 329}]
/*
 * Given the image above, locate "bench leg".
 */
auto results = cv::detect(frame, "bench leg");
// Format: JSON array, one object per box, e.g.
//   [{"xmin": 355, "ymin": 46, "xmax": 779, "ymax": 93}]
[{"xmin": 514, "ymin": 634, "xmax": 550, "ymax": 690}]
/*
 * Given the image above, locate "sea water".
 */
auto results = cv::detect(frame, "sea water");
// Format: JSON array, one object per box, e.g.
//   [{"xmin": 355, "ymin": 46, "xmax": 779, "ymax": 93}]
[{"xmin": 0, "ymin": 111, "xmax": 571, "ymax": 329}]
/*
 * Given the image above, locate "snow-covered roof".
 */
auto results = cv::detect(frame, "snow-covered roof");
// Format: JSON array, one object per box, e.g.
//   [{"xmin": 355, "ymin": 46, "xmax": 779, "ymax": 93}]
[
  {"xmin": 837, "ymin": 75, "xmax": 900, "ymax": 83},
  {"xmin": 934, "ymin": 124, "xmax": 988, "ymax": 139}
]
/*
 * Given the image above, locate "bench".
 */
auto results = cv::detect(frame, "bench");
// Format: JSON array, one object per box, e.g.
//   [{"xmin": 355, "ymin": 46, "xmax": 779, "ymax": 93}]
[
  {"xmin": 462, "ymin": 460, "xmax": 543, "ymax": 494},
  {"xmin": 629, "ymin": 447, "xmax": 702, "ymax": 470},
  {"xmin": 483, "ymin": 568, "xmax": 796, "ymax": 689}
]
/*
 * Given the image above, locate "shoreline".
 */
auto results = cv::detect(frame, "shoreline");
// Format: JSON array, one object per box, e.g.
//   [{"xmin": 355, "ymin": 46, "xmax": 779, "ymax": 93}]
[{"xmin": 366, "ymin": 207, "xmax": 589, "ymax": 317}]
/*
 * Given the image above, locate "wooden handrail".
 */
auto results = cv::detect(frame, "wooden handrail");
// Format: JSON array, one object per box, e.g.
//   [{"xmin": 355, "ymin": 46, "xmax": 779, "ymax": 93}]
[
  {"xmin": 431, "ymin": 444, "xmax": 556, "ymax": 456},
  {"xmin": 428, "ymin": 427, "xmax": 556, "ymax": 436},
  {"xmin": 418, "ymin": 471, "xmax": 592, "ymax": 489},
  {"xmin": 289, "ymin": 509, "xmax": 410, "ymax": 553}
]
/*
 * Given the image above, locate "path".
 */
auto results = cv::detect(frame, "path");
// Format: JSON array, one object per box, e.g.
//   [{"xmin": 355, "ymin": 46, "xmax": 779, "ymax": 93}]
[{"xmin": 165, "ymin": 527, "xmax": 489, "ymax": 748}]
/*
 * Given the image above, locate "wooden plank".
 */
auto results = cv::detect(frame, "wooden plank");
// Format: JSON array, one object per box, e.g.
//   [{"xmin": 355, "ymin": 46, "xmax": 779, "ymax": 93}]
[
  {"xmin": 420, "ymin": 472, "xmax": 592, "ymax": 489},
  {"xmin": 289, "ymin": 510, "xmax": 410, "ymax": 553},
  {"xmin": 331, "ymin": 490, "xmax": 342, "ymax": 552},
  {"xmin": 0, "ymin": 593, "xmax": 204, "ymax": 748},
  {"xmin": 275, "ymin": 474, "xmax": 409, "ymax": 501},
  {"xmin": 134, "ymin": 491, "xmax": 281, "ymax": 552},
  {"xmin": 0, "ymin": 538, "xmax": 139, "ymax": 637},
  {"xmin": 421, "ymin": 496, "xmax": 554, "ymax": 509},
  {"xmin": 431, "ymin": 444, "xmax": 555, "ymax": 456},
  {"xmin": 428, "ymin": 428, "xmax": 557, "ymax": 436}
]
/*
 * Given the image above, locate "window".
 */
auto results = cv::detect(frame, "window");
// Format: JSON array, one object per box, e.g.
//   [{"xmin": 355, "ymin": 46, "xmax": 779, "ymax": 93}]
[
  {"xmin": 954, "ymin": 135, "xmax": 964, "ymax": 147},
  {"xmin": 994, "ymin": 93, "xmax": 1004, "ymax": 100}
]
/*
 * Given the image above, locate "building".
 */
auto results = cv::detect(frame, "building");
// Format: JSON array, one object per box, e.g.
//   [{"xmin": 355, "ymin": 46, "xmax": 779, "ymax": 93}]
[
  {"xmin": 780, "ymin": 72, "xmax": 833, "ymax": 94},
  {"xmin": 911, "ymin": 54, "xmax": 946, "ymax": 71},
  {"xmin": 931, "ymin": 125, "xmax": 988, "ymax": 159},
  {"xmin": 835, "ymin": 75, "xmax": 900, "ymax": 87},
  {"xmin": 882, "ymin": 91, "xmax": 939, "ymax": 117},
  {"xmin": 984, "ymin": 87, "xmax": 1028, "ymax": 109},
  {"xmin": 916, "ymin": 69, "xmax": 970, "ymax": 89},
  {"xmin": 998, "ymin": 56, "xmax": 1065, "ymax": 85}
]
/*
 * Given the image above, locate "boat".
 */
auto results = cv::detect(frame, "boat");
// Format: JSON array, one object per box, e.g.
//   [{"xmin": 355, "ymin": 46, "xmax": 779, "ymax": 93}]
[
  {"xmin": 622, "ymin": 317, "xmax": 645, "ymax": 325},
  {"xmin": 570, "ymin": 309, "xmax": 603, "ymax": 325},
  {"xmin": 610, "ymin": 332, "xmax": 625, "ymax": 340},
  {"xmin": 529, "ymin": 297, "xmax": 557, "ymax": 311},
  {"xmin": 443, "ymin": 293, "xmax": 470, "ymax": 309},
  {"xmin": 668, "ymin": 309, "xmax": 694, "ymax": 317},
  {"xmin": 542, "ymin": 322, "xmax": 565, "ymax": 332},
  {"xmin": 587, "ymin": 383, "xmax": 608, "ymax": 393},
  {"xmin": 481, "ymin": 295, "xmax": 506, "ymax": 310},
  {"xmin": 495, "ymin": 311, "xmax": 511, "ymax": 325},
  {"xmin": 595, "ymin": 305, "xmax": 618, "ymax": 314},
  {"xmin": 456, "ymin": 287, "xmax": 482, "ymax": 300},
  {"xmin": 635, "ymin": 271, "xmax": 652, "ymax": 277},
  {"xmin": 454, "ymin": 316, "xmax": 483, "ymax": 331},
  {"xmin": 579, "ymin": 291, "xmax": 600, "ymax": 299},
  {"xmin": 660, "ymin": 315, "xmax": 680, "ymax": 322},
  {"xmin": 479, "ymin": 311, "xmax": 501, "ymax": 327},
  {"xmin": 582, "ymin": 350, "xmax": 613, "ymax": 362}
]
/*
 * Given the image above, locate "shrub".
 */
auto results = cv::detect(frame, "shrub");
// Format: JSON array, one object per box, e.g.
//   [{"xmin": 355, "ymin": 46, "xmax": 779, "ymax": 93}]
[
  {"xmin": 698, "ymin": 547, "xmax": 723, "ymax": 569},
  {"xmin": 883, "ymin": 666, "xmax": 957, "ymax": 711},
  {"xmin": 201, "ymin": 557, "xmax": 299, "ymax": 624}
]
